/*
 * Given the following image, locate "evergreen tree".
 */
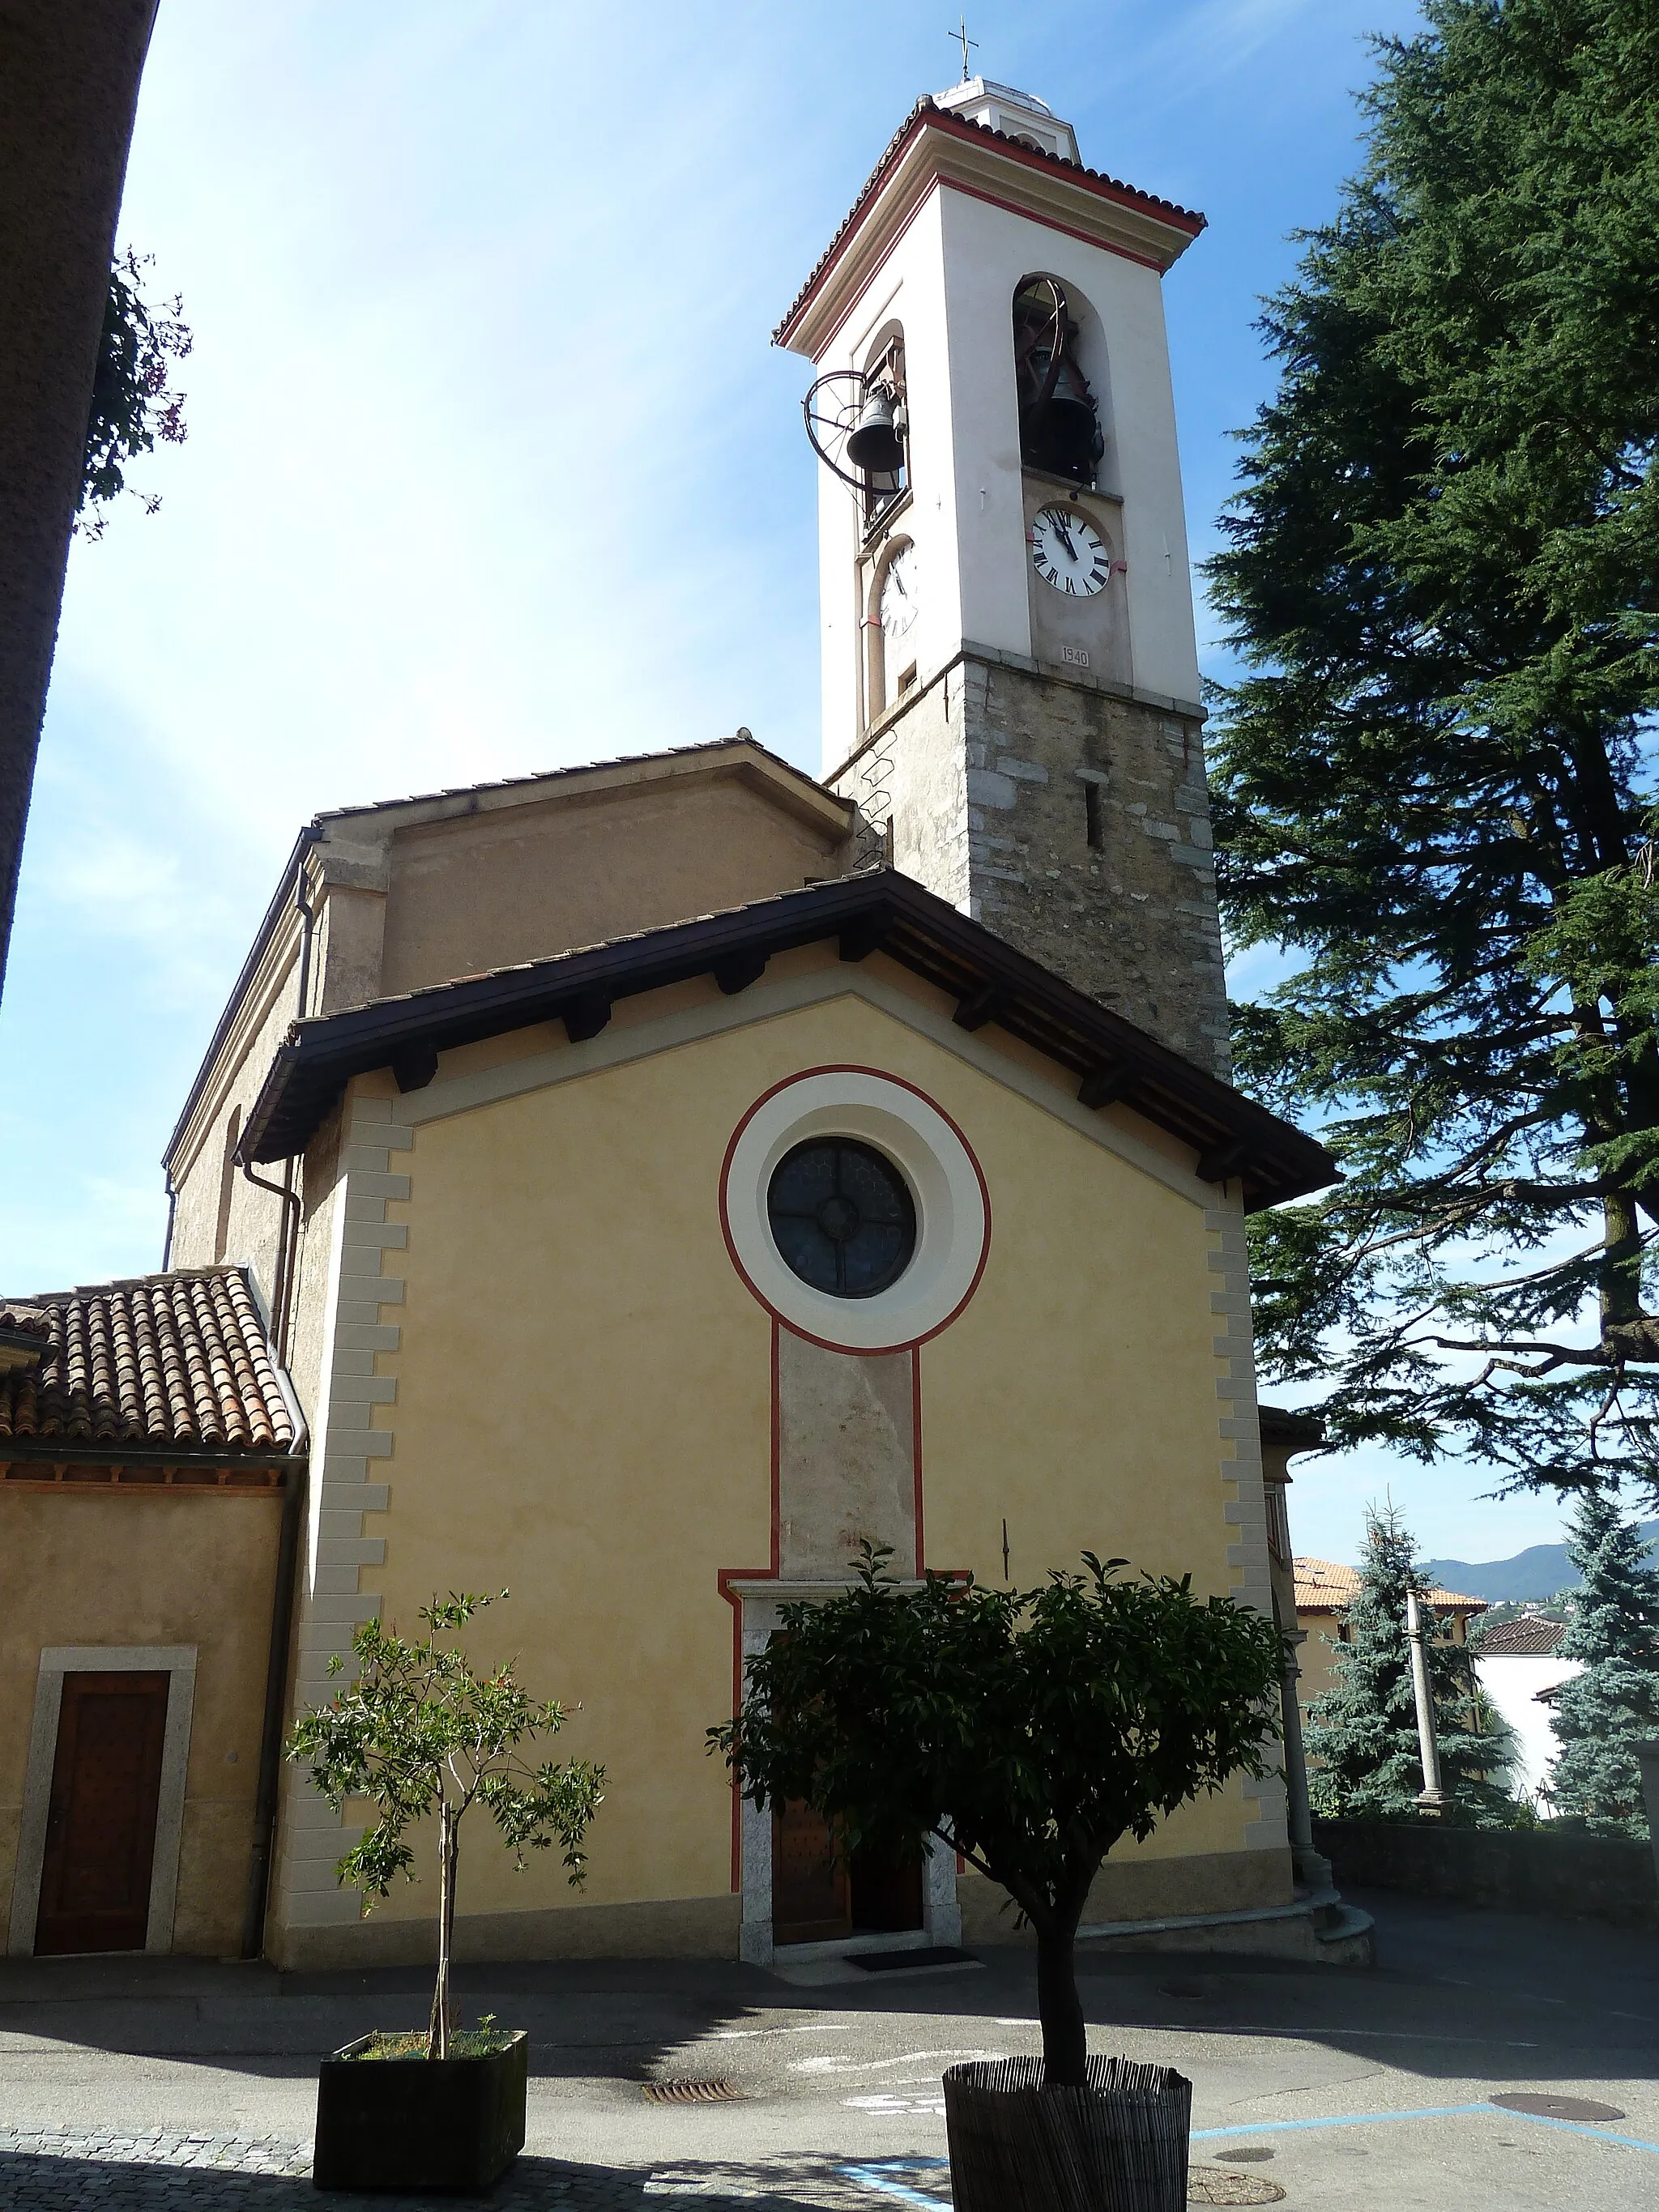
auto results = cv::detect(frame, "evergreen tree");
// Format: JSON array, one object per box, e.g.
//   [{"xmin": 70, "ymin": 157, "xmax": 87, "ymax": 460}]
[
  {"xmin": 1546, "ymin": 1489, "xmax": 1659, "ymax": 1834},
  {"xmin": 1305, "ymin": 1507, "xmax": 1516, "ymax": 1824},
  {"xmin": 1206, "ymin": 1, "xmax": 1659, "ymax": 1499}
]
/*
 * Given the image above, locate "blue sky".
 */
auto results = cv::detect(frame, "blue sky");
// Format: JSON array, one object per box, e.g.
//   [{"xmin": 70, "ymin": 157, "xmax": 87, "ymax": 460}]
[{"xmin": 0, "ymin": 0, "xmax": 1561, "ymax": 1566}]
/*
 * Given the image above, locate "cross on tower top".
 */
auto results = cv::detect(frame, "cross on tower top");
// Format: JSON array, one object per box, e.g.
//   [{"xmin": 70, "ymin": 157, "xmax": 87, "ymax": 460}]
[{"xmin": 948, "ymin": 15, "xmax": 979, "ymax": 83}]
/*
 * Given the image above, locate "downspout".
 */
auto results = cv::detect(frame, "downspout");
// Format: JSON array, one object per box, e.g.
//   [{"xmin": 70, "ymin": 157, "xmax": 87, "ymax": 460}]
[
  {"xmin": 161, "ymin": 1170, "xmax": 177, "ymax": 1270},
  {"xmin": 241, "ymin": 1453, "xmax": 305, "ymax": 1959}
]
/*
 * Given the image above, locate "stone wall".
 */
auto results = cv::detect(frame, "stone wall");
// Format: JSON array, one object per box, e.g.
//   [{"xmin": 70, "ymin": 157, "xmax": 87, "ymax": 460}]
[
  {"xmin": 1315, "ymin": 1818, "xmax": 1659, "ymax": 1933},
  {"xmin": 835, "ymin": 650, "xmax": 1230, "ymax": 1080}
]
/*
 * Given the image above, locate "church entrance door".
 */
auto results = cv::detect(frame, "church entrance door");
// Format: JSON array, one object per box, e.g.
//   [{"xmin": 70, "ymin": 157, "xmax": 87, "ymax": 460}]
[
  {"xmin": 772, "ymin": 1804, "xmax": 927, "ymax": 1946},
  {"xmin": 34, "ymin": 1672, "xmax": 169, "ymax": 1954}
]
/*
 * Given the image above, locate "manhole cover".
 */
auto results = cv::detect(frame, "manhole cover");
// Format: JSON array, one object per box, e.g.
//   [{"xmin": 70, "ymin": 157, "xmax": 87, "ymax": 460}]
[
  {"xmin": 1189, "ymin": 2167, "xmax": 1285, "ymax": 2206},
  {"xmin": 642, "ymin": 2079, "xmax": 739, "ymax": 2105},
  {"xmin": 1218, "ymin": 2148, "xmax": 1275, "ymax": 2162},
  {"xmin": 1489, "ymin": 2093, "xmax": 1625, "ymax": 2123}
]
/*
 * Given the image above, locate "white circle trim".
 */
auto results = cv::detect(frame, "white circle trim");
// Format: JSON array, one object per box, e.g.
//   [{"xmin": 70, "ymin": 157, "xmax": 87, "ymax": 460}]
[{"xmin": 721, "ymin": 1068, "xmax": 990, "ymax": 1353}]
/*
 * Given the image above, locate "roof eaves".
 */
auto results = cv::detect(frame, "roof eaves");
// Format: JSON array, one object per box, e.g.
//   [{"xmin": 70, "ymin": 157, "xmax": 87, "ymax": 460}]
[
  {"xmin": 775, "ymin": 101, "xmax": 1206, "ymax": 349},
  {"xmin": 240, "ymin": 869, "xmax": 1335, "ymax": 1213}
]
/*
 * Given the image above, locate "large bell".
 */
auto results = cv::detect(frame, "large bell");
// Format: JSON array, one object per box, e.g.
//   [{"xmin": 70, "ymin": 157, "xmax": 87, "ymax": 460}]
[
  {"xmin": 846, "ymin": 383, "xmax": 906, "ymax": 475},
  {"xmin": 1021, "ymin": 356, "xmax": 1102, "ymax": 483}
]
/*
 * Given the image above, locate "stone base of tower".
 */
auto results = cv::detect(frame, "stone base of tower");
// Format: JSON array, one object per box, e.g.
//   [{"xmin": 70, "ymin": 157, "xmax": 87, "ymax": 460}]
[{"xmin": 834, "ymin": 647, "xmax": 1232, "ymax": 1081}]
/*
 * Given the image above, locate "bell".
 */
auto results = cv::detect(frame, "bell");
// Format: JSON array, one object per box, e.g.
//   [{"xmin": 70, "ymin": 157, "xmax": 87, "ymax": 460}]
[
  {"xmin": 1021, "ymin": 356, "xmax": 1103, "ymax": 482},
  {"xmin": 846, "ymin": 384, "xmax": 906, "ymax": 475}
]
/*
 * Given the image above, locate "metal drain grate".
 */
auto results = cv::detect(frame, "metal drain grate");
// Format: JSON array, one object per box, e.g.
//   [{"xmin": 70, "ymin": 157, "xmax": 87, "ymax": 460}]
[{"xmin": 642, "ymin": 2078, "xmax": 739, "ymax": 2105}]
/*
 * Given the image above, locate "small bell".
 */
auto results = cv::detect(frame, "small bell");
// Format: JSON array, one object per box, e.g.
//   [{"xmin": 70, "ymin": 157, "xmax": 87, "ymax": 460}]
[{"xmin": 846, "ymin": 383, "xmax": 906, "ymax": 475}]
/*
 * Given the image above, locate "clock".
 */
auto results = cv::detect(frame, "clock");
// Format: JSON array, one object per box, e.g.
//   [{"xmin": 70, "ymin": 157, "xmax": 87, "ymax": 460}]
[
  {"xmin": 879, "ymin": 543, "xmax": 919, "ymax": 641},
  {"xmin": 1030, "ymin": 506, "xmax": 1109, "ymax": 596}
]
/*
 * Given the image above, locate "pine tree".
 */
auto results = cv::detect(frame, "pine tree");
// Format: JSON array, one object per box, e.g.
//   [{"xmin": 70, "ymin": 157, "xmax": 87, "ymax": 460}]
[
  {"xmin": 1305, "ymin": 1507, "xmax": 1516, "ymax": 1825},
  {"xmin": 1206, "ymin": 0, "xmax": 1659, "ymax": 1499},
  {"xmin": 1546, "ymin": 1490, "xmax": 1659, "ymax": 1835}
]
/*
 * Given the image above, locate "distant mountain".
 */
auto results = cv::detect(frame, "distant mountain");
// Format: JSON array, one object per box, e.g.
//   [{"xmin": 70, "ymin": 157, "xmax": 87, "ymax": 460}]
[{"xmin": 1421, "ymin": 1523, "xmax": 1659, "ymax": 1603}]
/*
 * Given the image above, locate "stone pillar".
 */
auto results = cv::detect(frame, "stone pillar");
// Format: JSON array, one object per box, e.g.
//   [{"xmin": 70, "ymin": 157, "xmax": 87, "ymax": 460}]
[
  {"xmin": 1279, "ymin": 1632, "xmax": 1333, "ymax": 1892},
  {"xmin": 1405, "ymin": 1589, "xmax": 1446, "ymax": 1815}
]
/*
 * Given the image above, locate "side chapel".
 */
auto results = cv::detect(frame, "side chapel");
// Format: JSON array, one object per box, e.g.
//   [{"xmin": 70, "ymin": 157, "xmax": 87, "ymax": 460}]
[{"xmin": 2, "ymin": 79, "xmax": 1364, "ymax": 1970}]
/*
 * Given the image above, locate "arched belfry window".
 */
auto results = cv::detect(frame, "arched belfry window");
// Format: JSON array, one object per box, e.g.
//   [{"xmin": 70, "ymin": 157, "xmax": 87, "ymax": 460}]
[
  {"xmin": 1013, "ymin": 277, "xmax": 1103, "ymax": 485},
  {"xmin": 856, "ymin": 326, "xmax": 907, "ymax": 526}
]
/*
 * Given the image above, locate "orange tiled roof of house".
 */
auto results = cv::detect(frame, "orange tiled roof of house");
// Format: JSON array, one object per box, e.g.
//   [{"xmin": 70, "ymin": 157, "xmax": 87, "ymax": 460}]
[
  {"xmin": 1475, "ymin": 1615, "xmax": 1567, "ymax": 1656},
  {"xmin": 0, "ymin": 1268, "xmax": 296, "ymax": 1455},
  {"xmin": 1294, "ymin": 1555, "xmax": 1485, "ymax": 1615}
]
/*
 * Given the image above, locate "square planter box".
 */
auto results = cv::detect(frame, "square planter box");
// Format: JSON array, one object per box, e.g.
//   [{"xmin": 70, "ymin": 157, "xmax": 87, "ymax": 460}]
[{"xmin": 313, "ymin": 2029, "xmax": 527, "ymax": 2193}]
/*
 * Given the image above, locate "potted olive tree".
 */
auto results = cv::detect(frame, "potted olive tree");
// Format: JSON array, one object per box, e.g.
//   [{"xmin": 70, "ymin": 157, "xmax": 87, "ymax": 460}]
[
  {"xmin": 288, "ymin": 1592, "xmax": 603, "ymax": 2193},
  {"xmin": 710, "ymin": 1549, "xmax": 1284, "ymax": 2212}
]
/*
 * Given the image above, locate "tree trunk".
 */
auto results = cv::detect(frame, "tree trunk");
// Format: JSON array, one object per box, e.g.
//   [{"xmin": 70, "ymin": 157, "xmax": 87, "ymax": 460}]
[
  {"xmin": 428, "ymin": 1800, "xmax": 458, "ymax": 2060},
  {"xmin": 1035, "ymin": 1917, "xmax": 1087, "ymax": 2090}
]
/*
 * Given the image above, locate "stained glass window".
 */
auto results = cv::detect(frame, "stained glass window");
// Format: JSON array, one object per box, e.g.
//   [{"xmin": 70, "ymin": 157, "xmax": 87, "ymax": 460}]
[{"xmin": 767, "ymin": 1138, "xmax": 916, "ymax": 1299}]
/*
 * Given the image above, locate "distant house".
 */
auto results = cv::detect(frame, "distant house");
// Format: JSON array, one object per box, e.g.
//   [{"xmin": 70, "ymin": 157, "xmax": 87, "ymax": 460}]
[
  {"xmin": 1471, "ymin": 1616, "xmax": 1579, "ymax": 1808},
  {"xmin": 1294, "ymin": 1557, "xmax": 1486, "ymax": 1706}
]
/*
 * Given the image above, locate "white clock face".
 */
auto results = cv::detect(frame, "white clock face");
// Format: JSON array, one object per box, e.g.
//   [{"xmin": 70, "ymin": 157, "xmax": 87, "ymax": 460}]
[
  {"xmin": 879, "ymin": 545, "xmax": 919, "ymax": 641},
  {"xmin": 1030, "ymin": 506, "xmax": 1109, "ymax": 596}
]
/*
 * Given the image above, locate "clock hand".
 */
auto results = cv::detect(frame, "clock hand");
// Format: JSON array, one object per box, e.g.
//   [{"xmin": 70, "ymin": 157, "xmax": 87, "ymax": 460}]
[{"xmin": 1054, "ymin": 517, "xmax": 1078, "ymax": 560}]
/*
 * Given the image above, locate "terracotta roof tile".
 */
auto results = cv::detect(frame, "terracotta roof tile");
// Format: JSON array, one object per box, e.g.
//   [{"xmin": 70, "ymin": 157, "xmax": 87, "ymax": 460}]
[
  {"xmin": 0, "ymin": 1268, "xmax": 296, "ymax": 1455},
  {"xmin": 1293, "ymin": 1555, "xmax": 1485, "ymax": 1614},
  {"xmin": 775, "ymin": 100, "xmax": 1206, "ymax": 347},
  {"xmin": 1475, "ymin": 1616, "xmax": 1567, "ymax": 1655}
]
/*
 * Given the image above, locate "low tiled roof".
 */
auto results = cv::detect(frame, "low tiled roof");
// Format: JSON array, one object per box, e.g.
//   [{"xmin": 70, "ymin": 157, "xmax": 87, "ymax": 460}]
[
  {"xmin": 0, "ymin": 1305, "xmax": 52, "ymax": 1340},
  {"xmin": 775, "ymin": 99, "xmax": 1205, "ymax": 347},
  {"xmin": 0, "ymin": 1268, "xmax": 298, "ymax": 1456},
  {"xmin": 1476, "ymin": 1616, "xmax": 1567, "ymax": 1656},
  {"xmin": 1294, "ymin": 1556, "xmax": 1485, "ymax": 1614}
]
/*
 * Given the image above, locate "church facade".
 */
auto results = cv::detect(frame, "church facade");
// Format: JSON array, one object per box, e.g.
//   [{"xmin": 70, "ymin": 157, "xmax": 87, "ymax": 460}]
[{"xmin": 3, "ymin": 79, "xmax": 1357, "ymax": 1971}]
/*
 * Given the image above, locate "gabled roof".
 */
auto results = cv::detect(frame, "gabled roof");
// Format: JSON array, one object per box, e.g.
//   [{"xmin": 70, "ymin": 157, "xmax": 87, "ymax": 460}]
[
  {"xmin": 239, "ymin": 867, "xmax": 1335, "ymax": 1211},
  {"xmin": 0, "ymin": 1268, "xmax": 300, "ymax": 1460},
  {"xmin": 162, "ymin": 735, "xmax": 851, "ymax": 1182},
  {"xmin": 1294, "ymin": 1556, "xmax": 1485, "ymax": 1615},
  {"xmin": 776, "ymin": 98, "xmax": 1205, "ymax": 354}
]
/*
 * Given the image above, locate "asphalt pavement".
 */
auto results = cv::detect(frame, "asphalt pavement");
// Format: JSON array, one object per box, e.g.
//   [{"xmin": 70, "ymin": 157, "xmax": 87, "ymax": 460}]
[{"xmin": 0, "ymin": 1888, "xmax": 1654, "ymax": 2208}]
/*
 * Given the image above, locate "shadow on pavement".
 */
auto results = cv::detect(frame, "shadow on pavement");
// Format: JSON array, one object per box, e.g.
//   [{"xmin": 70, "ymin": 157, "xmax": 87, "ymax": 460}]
[{"xmin": 0, "ymin": 2147, "xmax": 939, "ymax": 2210}]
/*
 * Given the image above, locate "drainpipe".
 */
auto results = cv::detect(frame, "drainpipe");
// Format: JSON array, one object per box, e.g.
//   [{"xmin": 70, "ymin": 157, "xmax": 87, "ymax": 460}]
[
  {"xmin": 161, "ymin": 1170, "xmax": 177, "ymax": 1269},
  {"xmin": 1405, "ymin": 1588, "xmax": 1447, "ymax": 1814},
  {"xmin": 241, "ymin": 1456, "xmax": 305, "ymax": 1960}
]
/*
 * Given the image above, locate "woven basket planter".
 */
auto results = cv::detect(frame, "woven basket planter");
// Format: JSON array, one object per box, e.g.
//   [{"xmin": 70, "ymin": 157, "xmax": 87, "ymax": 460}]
[{"xmin": 943, "ymin": 2055, "xmax": 1192, "ymax": 2212}]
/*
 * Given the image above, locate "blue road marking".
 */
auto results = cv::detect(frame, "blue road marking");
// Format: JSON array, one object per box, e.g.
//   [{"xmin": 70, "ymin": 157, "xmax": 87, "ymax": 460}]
[
  {"xmin": 840, "ymin": 2159, "xmax": 950, "ymax": 2206},
  {"xmin": 839, "ymin": 2101, "xmax": 1659, "ymax": 2203},
  {"xmin": 1193, "ymin": 2103, "xmax": 1491, "ymax": 2137}
]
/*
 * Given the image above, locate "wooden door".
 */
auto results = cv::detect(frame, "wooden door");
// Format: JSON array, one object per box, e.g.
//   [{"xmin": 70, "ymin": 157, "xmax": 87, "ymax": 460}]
[
  {"xmin": 773, "ymin": 1801, "xmax": 851, "ymax": 1945},
  {"xmin": 850, "ymin": 1840, "xmax": 925, "ymax": 1933},
  {"xmin": 35, "ymin": 1672, "xmax": 170, "ymax": 1955}
]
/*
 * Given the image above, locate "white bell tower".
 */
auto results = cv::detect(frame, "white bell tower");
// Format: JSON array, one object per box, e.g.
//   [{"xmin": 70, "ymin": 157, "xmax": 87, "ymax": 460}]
[{"xmin": 778, "ymin": 81, "xmax": 1230, "ymax": 1079}]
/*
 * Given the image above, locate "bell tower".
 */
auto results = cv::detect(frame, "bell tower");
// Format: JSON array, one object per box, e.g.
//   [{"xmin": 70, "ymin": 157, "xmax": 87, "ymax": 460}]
[{"xmin": 778, "ymin": 80, "xmax": 1230, "ymax": 1080}]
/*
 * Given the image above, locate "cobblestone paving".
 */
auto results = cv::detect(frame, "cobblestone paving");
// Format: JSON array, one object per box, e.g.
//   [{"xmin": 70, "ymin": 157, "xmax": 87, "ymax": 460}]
[{"xmin": 0, "ymin": 2137, "xmax": 952, "ymax": 2210}]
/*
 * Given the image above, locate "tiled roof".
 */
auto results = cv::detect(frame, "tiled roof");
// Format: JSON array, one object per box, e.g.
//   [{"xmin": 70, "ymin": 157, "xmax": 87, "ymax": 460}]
[
  {"xmin": 1260, "ymin": 1403, "xmax": 1325, "ymax": 1451},
  {"xmin": 1294, "ymin": 1556, "xmax": 1485, "ymax": 1614},
  {"xmin": 1475, "ymin": 1616, "xmax": 1567, "ymax": 1655},
  {"xmin": 775, "ymin": 99, "xmax": 1206, "ymax": 347},
  {"xmin": 0, "ymin": 1268, "xmax": 298, "ymax": 1456},
  {"xmin": 0, "ymin": 1305, "xmax": 51, "ymax": 1340}
]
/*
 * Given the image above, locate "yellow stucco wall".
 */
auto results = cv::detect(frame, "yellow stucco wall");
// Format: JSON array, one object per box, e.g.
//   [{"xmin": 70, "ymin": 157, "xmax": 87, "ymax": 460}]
[
  {"xmin": 284, "ymin": 987, "xmax": 1269, "ymax": 1947},
  {"xmin": 0, "ymin": 1487, "xmax": 282, "ymax": 1956}
]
